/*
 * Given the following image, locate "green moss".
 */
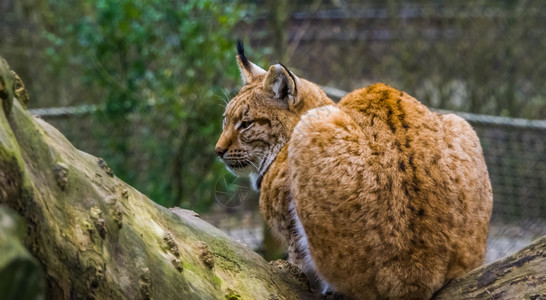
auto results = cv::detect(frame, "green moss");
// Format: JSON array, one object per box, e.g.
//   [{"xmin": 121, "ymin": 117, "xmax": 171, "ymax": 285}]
[
  {"xmin": 212, "ymin": 274, "xmax": 222, "ymax": 288},
  {"xmin": 182, "ymin": 261, "xmax": 198, "ymax": 272},
  {"xmin": 82, "ymin": 219, "xmax": 94, "ymax": 235},
  {"xmin": 224, "ymin": 289, "xmax": 242, "ymax": 300}
]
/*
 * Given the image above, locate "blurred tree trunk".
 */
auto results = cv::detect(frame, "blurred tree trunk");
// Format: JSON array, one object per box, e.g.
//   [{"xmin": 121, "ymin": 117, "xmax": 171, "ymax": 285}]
[
  {"xmin": 1, "ymin": 56, "xmax": 544, "ymax": 300},
  {"xmin": 0, "ymin": 207, "xmax": 45, "ymax": 300},
  {"xmin": 266, "ymin": 0, "xmax": 289, "ymax": 63},
  {"xmin": 261, "ymin": 221, "xmax": 286, "ymax": 261}
]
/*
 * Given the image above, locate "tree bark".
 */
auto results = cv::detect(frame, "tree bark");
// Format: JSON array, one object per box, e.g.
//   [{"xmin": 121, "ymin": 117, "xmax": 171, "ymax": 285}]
[
  {"xmin": 433, "ymin": 236, "xmax": 546, "ymax": 300},
  {"xmin": 0, "ymin": 56, "xmax": 544, "ymax": 300}
]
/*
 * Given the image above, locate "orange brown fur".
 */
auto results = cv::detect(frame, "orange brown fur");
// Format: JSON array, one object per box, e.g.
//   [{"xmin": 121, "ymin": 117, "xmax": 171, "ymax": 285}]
[
  {"xmin": 216, "ymin": 45, "xmax": 493, "ymax": 299},
  {"xmin": 289, "ymin": 84, "xmax": 492, "ymax": 298}
]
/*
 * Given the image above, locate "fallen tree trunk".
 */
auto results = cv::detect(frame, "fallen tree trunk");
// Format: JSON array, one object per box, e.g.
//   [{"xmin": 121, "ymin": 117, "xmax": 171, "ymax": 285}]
[
  {"xmin": 433, "ymin": 235, "xmax": 545, "ymax": 299},
  {"xmin": 0, "ymin": 56, "xmax": 544, "ymax": 299}
]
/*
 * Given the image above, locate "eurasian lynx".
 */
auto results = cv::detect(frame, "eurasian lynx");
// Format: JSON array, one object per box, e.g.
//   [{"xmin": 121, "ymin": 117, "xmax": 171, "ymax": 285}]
[{"xmin": 215, "ymin": 41, "xmax": 493, "ymax": 299}]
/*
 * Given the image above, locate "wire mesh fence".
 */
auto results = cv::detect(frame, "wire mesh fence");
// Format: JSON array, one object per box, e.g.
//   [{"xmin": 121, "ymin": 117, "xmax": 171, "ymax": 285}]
[
  {"xmin": 476, "ymin": 121, "xmax": 546, "ymax": 262},
  {"xmin": 30, "ymin": 87, "xmax": 546, "ymax": 263}
]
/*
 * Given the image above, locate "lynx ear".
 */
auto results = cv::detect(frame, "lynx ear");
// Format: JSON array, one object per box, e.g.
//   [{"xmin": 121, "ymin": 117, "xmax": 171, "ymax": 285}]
[
  {"xmin": 263, "ymin": 63, "xmax": 299, "ymax": 110},
  {"xmin": 236, "ymin": 40, "xmax": 266, "ymax": 84}
]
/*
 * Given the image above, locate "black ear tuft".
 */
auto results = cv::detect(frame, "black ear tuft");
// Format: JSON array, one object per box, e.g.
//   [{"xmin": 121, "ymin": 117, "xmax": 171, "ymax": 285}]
[
  {"xmin": 237, "ymin": 39, "xmax": 250, "ymax": 69},
  {"xmin": 236, "ymin": 39, "xmax": 245, "ymax": 56}
]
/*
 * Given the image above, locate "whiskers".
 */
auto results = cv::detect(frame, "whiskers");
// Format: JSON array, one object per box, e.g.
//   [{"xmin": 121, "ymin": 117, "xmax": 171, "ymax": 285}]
[
  {"xmin": 247, "ymin": 159, "xmax": 260, "ymax": 172},
  {"xmin": 249, "ymin": 149, "xmax": 269, "ymax": 172},
  {"xmin": 223, "ymin": 150, "xmax": 266, "ymax": 173},
  {"xmin": 226, "ymin": 158, "xmax": 258, "ymax": 172},
  {"xmin": 215, "ymin": 88, "xmax": 234, "ymax": 109}
]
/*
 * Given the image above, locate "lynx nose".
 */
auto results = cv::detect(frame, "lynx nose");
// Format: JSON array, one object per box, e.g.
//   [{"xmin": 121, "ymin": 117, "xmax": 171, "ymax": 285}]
[{"xmin": 215, "ymin": 147, "xmax": 227, "ymax": 158}]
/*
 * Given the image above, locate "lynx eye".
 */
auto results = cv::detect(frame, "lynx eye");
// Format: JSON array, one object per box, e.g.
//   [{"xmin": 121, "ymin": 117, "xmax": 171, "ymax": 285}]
[{"xmin": 239, "ymin": 120, "xmax": 254, "ymax": 131}]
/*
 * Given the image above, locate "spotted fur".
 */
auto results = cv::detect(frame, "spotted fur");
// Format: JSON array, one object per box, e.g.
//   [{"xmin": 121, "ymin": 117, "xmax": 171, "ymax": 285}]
[
  {"xmin": 216, "ymin": 43, "xmax": 493, "ymax": 299},
  {"xmin": 288, "ymin": 84, "xmax": 493, "ymax": 299}
]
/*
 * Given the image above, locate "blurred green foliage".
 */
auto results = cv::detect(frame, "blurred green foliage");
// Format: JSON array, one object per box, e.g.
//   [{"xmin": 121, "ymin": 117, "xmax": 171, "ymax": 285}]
[{"xmin": 44, "ymin": 0, "xmax": 253, "ymax": 210}]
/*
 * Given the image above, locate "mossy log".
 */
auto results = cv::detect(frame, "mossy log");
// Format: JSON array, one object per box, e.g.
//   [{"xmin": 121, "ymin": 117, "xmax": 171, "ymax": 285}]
[
  {"xmin": 0, "ymin": 56, "xmax": 313, "ymax": 300},
  {"xmin": 0, "ymin": 56, "xmax": 544, "ymax": 299}
]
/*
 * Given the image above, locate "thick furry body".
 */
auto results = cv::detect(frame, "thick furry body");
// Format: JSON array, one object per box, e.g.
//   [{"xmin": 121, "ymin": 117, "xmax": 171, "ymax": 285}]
[
  {"xmin": 217, "ymin": 47, "xmax": 493, "ymax": 299},
  {"xmin": 283, "ymin": 84, "xmax": 493, "ymax": 298}
]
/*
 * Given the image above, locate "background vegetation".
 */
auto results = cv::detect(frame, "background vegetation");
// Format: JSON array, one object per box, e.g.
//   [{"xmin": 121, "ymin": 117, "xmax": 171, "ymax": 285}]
[{"xmin": 3, "ymin": 0, "xmax": 261, "ymax": 210}]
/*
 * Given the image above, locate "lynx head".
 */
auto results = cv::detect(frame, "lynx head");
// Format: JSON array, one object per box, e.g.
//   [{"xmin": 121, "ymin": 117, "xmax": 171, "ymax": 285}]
[{"xmin": 215, "ymin": 40, "xmax": 332, "ymax": 190}]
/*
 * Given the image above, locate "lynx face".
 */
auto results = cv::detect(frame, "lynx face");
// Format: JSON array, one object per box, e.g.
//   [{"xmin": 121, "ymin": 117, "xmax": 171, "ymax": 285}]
[
  {"xmin": 216, "ymin": 83, "xmax": 292, "ymax": 182},
  {"xmin": 215, "ymin": 41, "xmax": 333, "ymax": 189}
]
